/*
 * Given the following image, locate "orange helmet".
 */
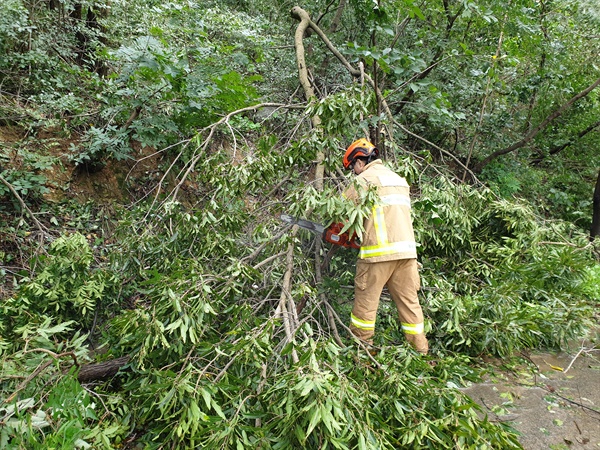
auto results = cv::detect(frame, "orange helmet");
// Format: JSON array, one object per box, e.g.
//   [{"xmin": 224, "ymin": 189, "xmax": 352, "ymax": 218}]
[{"xmin": 343, "ymin": 138, "xmax": 379, "ymax": 170}]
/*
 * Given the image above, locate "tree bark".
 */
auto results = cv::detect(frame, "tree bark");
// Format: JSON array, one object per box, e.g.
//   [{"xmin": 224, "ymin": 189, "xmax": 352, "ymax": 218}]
[
  {"xmin": 591, "ymin": 169, "xmax": 600, "ymax": 241},
  {"xmin": 474, "ymin": 75, "xmax": 600, "ymax": 172},
  {"xmin": 77, "ymin": 356, "xmax": 130, "ymax": 383}
]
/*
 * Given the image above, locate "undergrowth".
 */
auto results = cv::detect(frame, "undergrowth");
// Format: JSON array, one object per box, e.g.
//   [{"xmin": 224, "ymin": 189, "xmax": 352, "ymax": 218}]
[{"xmin": 1, "ymin": 149, "xmax": 597, "ymax": 447}]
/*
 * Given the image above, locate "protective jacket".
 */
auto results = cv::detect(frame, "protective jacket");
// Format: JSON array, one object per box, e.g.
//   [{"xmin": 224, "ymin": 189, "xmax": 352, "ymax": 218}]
[{"xmin": 343, "ymin": 160, "xmax": 417, "ymax": 263}]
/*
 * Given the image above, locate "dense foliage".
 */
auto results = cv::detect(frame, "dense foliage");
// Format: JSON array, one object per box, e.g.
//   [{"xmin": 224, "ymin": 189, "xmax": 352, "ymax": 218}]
[{"xmin": 1, "ymin": 0, "xmax": 599, "ymax": 448}]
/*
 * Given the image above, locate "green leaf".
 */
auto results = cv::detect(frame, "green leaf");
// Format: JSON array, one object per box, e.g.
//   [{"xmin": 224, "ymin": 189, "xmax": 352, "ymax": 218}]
[
  {"xmin": 211, "ymin": 399, "xmax": 226, "ymax": 420},
  {"xmin": 305, "ymin": 406, "xmax": 321, "ymax": 439}
]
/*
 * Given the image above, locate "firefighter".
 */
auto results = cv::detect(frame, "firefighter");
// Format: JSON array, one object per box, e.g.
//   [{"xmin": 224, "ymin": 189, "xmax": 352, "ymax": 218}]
[{"xmin": 342, "ymin": 138, "xmax": 428, "ymax": 354}]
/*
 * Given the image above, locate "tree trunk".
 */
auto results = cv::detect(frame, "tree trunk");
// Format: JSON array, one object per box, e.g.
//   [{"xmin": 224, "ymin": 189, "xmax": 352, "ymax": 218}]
[
  {"xmin": 591, "ymin": 169, "xmax": 600, "ymax": 241},
  {"xmin": 77, "ymin": 356, "xmax": 130, "ymax": 383},
  {"xmin": 70, "ymin": 3, "xmax": 108, "ymax": 74},
  {"xmin": 329, "ymin": 0, "xmax": 347, "ymax": 33},
  {"xmin": 290, "ymin": 6, "xmax": 396, "ymax": 140},
  {"xmin": 290, "ymin": 6, "xmax": 323, "ymax": 188}
]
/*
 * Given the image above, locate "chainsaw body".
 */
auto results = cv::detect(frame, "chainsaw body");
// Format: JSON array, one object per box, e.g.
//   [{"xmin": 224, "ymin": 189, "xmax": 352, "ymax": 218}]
[
  {"xmin": 323, "ymin": 222, "xmax": 360, "ymax": 249},
  {"xmin": 280, "ymin": 214, "xmax": 360, "ymax": 249}
]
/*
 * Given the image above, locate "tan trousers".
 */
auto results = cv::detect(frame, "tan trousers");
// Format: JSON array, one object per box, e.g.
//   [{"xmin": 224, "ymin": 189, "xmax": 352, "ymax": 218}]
[{"xmin": 350, "ymin": 258, "xmax": 428, "ymax": 354}]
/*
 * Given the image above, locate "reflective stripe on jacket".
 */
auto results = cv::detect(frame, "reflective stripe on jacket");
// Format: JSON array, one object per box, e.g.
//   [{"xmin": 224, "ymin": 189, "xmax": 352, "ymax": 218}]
[{"xmin": 343, "ymin": 160, "xmax": 417, "ymax": 263}]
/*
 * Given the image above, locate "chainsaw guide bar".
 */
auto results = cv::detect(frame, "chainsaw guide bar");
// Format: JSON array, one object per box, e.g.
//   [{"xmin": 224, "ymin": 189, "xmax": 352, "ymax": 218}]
[{"xmin": 280, "ymin": 214, "xmax": 325, "ymax": 234}]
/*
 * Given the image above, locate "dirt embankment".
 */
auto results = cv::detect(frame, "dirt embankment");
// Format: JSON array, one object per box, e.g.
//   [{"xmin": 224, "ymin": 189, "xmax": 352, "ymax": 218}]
[{"xmin": 1, "ymin": 126, "xmax": 169, "ymax": 204}]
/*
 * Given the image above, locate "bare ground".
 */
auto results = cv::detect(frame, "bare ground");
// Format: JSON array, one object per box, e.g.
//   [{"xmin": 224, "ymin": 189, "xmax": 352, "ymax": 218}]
[{"xmin": 463, "ymin": 329, "xmax": 600, "ymax": 450}]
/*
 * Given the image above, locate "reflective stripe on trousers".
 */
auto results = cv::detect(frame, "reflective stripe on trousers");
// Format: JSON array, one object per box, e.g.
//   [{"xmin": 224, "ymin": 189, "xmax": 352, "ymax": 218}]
[
  {"xmin": 351, "ymin": 313, "xmax": 375, "ymax": 330},
  {"xmin": 401, "ymin": 322, "xmax": 424, "ymax": 335}
]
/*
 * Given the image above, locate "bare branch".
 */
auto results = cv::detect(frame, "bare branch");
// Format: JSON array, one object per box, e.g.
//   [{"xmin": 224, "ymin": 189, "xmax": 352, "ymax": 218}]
[
  {"xmin": 18, "ymin": 348, "xmax": 79, "ymax": 367},
  {"xmin": 274, "ymin": 229, "xmax": 301, "ymax": 364},
  {"xmin": 323, "ymin": 301, "xmax": 385, "ymax": 372},
  {"xmin": 252, "ymin": 251, "xmax": 287, "ymax": 270},
  {"xmin": 5, "ymin": 350, "xmax": 80, "ymax": 404},
  {"xmin": 134, "ymin": 102, "xmax": 304, "ymax": 216}
]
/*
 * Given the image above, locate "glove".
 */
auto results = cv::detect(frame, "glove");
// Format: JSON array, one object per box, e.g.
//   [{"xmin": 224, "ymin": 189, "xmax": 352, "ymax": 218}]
[{"xmin": 323, "ymin": 223, "xmax": 360, "ymax": 249}]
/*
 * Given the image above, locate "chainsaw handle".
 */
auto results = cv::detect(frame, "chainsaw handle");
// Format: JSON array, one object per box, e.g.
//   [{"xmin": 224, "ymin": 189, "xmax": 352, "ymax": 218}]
[{"xmin": 323, "ymin": 223, "xmax": 360, "ymax": 249}]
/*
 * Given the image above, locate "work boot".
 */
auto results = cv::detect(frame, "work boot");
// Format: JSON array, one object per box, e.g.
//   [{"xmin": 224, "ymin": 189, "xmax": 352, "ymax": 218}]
[{"xmin": 405, "ymin": 333, "xmax": 428, "ymax": 355}]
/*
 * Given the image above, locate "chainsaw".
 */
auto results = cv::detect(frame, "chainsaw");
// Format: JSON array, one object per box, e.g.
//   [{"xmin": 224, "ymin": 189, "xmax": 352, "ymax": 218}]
[{"xmin": 280, "ymin": 214, "xmax": 360, "ymax": 249}]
